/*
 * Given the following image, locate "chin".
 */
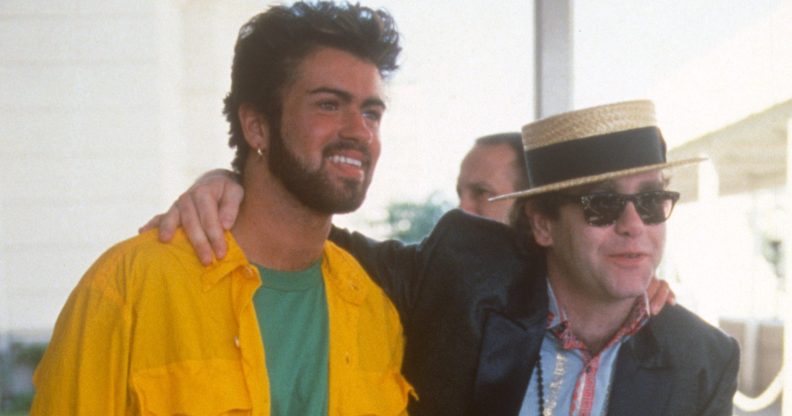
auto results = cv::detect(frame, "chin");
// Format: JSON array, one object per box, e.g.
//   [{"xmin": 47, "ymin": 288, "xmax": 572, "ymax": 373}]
[{"xmin": 609, "ymin": 276, "xmax": 651, "ymax": 299}]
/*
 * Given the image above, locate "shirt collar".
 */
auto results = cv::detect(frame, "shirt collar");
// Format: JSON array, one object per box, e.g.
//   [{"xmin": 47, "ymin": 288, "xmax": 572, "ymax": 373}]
[
  {"xmin": 321, "ymin": 240, "xmax": 368, "ymax": 305},
  {"xmin": 200, "ymin": 231, "xmax": 254, "ymax": 290},
  {"xmin": 546, "ymin": 282, "xmax": 565, "ymax": 329},
  {"xmin": 545, "ymin": 279, "xmax": 650, "ymax": 351},
  {"xmin": 198, "ymin": 234, "xmax": 370, "ymax": 305}
]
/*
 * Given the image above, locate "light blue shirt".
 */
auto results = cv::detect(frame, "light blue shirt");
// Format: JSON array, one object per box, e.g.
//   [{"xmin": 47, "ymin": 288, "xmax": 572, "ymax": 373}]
[{"xmin": 519, "ymin": 283, "xmax": 649, "ymax": 416}]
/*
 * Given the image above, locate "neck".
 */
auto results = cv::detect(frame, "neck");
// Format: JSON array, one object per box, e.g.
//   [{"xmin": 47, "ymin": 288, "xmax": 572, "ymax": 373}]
[
  {"xmin": 547, "ymin": 269, "xmax": 640, "ymax": 355},
  {"xmin": 232, "ymin": 163, "xmax": 331, "ymax": 271}
]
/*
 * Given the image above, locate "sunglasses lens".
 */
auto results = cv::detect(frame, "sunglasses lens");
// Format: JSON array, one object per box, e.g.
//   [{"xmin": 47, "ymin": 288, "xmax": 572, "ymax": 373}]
[
  {"xmin": 582, "ymin": 194, "xmax": 625, "ymax": 226},
  {"xmin": 635, "ymin": 192, "xmax": 677, "ymax": 224},
  {"xmin": 580, "ymin": 191, "xmax": 679, "ymax": 226}
]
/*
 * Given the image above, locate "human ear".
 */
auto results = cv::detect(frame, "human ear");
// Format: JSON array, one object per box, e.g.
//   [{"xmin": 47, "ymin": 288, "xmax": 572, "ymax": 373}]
[
  {"xmin": 238, "ymin": 103, "xmax": 270, "ymax": 152},
  {"xmin": 527, "ymin": 204, "xmax": 553, "ymax": 247}
]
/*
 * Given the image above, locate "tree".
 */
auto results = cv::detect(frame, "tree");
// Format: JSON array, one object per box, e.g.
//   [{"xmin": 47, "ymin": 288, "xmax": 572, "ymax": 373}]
[{"xmin": 378, "ymin": 192, "xmax": 453, "ymax": 243}]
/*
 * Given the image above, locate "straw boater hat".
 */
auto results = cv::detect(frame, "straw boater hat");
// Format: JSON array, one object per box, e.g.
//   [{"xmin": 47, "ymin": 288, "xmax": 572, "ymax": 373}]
[{"xmin": 490, "ymin": 100, "xmax": 705, "ymax": 201}]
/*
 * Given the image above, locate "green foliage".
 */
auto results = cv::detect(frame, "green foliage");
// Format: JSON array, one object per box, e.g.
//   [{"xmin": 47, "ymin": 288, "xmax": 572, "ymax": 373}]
[
  {"xmin": 0, "ymin": 393, "xmax": 33, "ymax": 414},
  {"xmin": 0, "ymin": 342, "xmax": 47, "ymax": 414},
  {"xmin": 379, "ymin": 192, "xmax": 453, "ymax": 243},
  {"xmin": 10, "ymin": 343, "xmax": 46, "ymax": 368}
]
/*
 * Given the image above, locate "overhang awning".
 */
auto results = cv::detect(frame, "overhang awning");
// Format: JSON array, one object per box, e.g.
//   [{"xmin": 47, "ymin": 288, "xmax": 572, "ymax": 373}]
[{"xmin": 668, "ymin": 99, "xmax": 791, "ymax": 202}]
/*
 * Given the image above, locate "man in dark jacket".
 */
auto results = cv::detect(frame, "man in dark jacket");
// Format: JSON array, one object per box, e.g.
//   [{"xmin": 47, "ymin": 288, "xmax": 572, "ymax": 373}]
[
  {"xmin": 330, "ymin": 100, "xmax": 738, "ymax": 415},
  {"xmin": 147, "ymin": 100, "xmax": 739, "ymax": 415}
]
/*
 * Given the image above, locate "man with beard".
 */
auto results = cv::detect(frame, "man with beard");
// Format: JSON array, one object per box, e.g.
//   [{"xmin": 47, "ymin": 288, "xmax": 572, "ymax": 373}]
[{"xmin": 31, "ymin": 3, "xmax": 413, "ymax": 415}]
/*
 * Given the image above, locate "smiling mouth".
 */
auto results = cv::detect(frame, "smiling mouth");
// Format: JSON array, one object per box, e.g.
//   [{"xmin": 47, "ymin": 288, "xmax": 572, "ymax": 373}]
[
  {"xmin": 327, "ymin": 155, "xmax": 363, "ymax": 168},
  {"xmin": 607, "ymin": 252, "xmax": 650, "ymax": 268}
]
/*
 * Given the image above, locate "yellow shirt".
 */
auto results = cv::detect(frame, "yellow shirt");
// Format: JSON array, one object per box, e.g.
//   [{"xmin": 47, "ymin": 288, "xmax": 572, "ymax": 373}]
[{"xmin": 31, "ymin": 230, "xmax": 412, "ymax": 415}]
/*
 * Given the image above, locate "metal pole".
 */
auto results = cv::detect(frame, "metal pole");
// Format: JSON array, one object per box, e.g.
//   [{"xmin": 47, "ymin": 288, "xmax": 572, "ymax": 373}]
[
  {"xmin": 534, "ymin": 0, "xmax": 573, "ymax": 119},
  {"xmin": 783, "ymin": 117, "xmax": 792, "ymax": 416}
]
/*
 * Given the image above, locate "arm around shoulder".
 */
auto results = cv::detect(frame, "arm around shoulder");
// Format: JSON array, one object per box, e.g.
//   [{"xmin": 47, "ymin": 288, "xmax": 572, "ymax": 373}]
[{"xmin": 329, "ymin": 209, "xmax": 522, "ymax": 324}]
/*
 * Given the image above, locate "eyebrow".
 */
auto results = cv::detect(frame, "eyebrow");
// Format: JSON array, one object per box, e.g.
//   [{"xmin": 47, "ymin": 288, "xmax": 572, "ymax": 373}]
[
  {"xmin": 308, "ymin": 87, "xmax": 386, "ymax": 110},
  {"xmin": 460, "ymin": 181, "xmax": 494, "ymax": 194}
]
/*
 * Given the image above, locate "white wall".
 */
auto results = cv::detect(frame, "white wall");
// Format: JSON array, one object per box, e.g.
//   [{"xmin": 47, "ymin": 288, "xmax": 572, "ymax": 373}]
[
  {"xmin": 0, "ymin": 0, "xmax": 253, "ymax": 333},
  {"xmin": 1, "ymin": 0, "xmax": 160, "ymax": 333}
]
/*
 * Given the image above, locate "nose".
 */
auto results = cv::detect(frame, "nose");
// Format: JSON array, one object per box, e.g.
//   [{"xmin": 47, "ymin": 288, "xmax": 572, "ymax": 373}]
[
  {"xmin": 340, "ymin": 110, "xmax": 375, "ymax": 144},
  {"xmin": 613, "ymin": 201, "xmax": 644, "ymax": 236}
]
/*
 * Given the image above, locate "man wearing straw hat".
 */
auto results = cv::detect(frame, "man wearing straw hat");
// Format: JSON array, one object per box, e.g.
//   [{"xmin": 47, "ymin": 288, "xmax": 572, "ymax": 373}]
[
  {"xmin": 486, "ymin": 100, "xmax": 739, "ymax": 415},
  {"xmin": 146, "ymin": 100, "xmax": 739, "ymax": 415}
]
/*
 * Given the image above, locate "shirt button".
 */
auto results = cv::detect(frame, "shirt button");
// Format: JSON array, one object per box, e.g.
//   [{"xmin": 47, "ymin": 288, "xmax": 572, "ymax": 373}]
[{"xmin": 234, "ymin": 336, "xmax": 241, "ymax": 348}]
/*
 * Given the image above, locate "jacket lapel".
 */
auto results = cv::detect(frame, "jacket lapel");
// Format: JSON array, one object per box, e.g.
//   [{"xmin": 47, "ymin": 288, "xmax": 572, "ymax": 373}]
[
  {"xmin": 470, "ymin": 245, "xmax": 548, "ymax": 416},
  {"xmin": 471, "ymin": 311, "xmax": 545, "ymax": 416},
  {"xmin": 607, "ymin": 322, "xmax": 673, "ymax": 416},
  {"xmin": 470, "ymin": 264, "xmax": 548, "ymax": 416}
]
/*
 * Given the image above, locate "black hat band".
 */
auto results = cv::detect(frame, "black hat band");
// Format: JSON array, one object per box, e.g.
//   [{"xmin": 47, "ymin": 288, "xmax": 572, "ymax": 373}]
[{"xmin": 523, "ymin": 126, "xmax": 667, "ymax": 189}]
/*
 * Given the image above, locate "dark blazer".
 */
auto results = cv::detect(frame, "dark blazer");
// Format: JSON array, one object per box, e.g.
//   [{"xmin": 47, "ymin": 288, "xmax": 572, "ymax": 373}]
[{"xmin": 331, "ymin": 209, "xmax": 739, "ymax": 416}]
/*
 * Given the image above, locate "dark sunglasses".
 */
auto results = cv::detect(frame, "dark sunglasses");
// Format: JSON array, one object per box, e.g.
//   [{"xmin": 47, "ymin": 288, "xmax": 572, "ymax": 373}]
[{"xmin": 556, "ymin": 190, "xmax": 681, "ymax": 226}]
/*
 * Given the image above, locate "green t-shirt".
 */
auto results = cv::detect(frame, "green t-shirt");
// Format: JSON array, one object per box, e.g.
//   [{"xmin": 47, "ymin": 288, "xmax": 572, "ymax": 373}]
[{"xmin": 254, "ymin": 261, "xmax": 329, "ymax": 416}]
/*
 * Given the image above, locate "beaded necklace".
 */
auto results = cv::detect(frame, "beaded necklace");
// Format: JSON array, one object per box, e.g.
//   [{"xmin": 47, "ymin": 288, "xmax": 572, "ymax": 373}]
[{"xmin": 535, "ymin": 351, "xmax": 545, "ymax": 415}]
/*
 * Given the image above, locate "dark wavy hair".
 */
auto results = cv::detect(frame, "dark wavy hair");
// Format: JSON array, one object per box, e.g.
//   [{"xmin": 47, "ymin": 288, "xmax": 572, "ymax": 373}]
[{"xmin": 224, "ymin": 1, "xmax": 402, "ymax": 174}]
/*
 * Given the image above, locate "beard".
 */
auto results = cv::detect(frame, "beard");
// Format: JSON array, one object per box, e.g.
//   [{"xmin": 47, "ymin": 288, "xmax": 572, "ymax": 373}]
[{"xmin": 267, "ymin": 125, "xmax": 373, "ymax": 215}]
